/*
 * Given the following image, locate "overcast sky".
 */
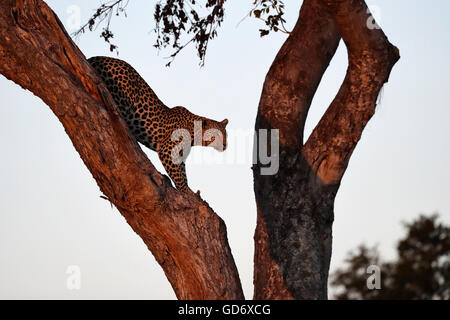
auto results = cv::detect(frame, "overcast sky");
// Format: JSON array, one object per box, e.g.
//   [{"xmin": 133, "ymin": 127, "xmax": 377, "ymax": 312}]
[{"xmin": 1, "ymin": 0, "xmax": 449, "ymax": 299}]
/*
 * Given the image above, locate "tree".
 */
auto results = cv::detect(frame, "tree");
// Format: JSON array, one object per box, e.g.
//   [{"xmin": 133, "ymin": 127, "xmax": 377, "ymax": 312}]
[
  {"xmin": 331, "ymin": 214, "xmax": 450, "ymax": 300},
  {"xmin": 0, "ymin": 0, "xmax": 399, "ymax": 299}
]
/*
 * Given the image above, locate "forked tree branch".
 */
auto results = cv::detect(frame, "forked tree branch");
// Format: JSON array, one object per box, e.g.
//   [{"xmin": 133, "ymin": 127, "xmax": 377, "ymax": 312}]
[
  {"xmin": 256, "ymin": 0, "xmax": 341, "ymax": 149},
  {"xmin": 253, "ymin": 0, "xmax": 398, "ymax": 299},
  {"xmin": 302, "ymin": 0, "xmax": 400, "ymax": 184},
  {"xmin": 0, "ymin": 0, "xmax": 243, "ymax": 299}
]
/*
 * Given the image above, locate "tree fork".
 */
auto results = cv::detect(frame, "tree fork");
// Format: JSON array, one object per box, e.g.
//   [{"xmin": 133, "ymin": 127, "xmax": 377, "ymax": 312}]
[{"xmin": 253, "ymin": 0, "xmax": 399, "ymax": 299}]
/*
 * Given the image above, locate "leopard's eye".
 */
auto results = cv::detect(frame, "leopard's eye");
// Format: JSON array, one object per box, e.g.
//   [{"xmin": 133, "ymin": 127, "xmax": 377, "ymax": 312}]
[{"xmin": 211, "ymin": 136, "xmax": 215, "ymax": 142}]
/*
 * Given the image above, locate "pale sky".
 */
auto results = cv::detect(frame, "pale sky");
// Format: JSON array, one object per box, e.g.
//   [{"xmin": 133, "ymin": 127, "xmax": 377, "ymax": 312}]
[{"xmin": 1, "ymin": 0, "xmax": 449, "ymax": 299}]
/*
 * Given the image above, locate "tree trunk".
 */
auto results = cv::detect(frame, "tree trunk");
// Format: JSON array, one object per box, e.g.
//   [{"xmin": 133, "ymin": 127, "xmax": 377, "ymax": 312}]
[
  {"xmin": 0, "ymin": 0, "xmax": 243, "ymax": 300},
  {"xmin": 253, "ymin": 0, "xmax": 399, "ymax": 299}
]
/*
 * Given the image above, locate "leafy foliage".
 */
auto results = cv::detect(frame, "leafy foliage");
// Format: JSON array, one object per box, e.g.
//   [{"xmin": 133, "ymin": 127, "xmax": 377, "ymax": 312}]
[
  {"xmin": 153, "ymin": 0, "xmax": 225, "ymax": 66},
  {"xmin": 249, "ymin": 0, "xmax": 290, "ymax": 37},
  {"xmin": 73, "ymin": 0, "xmax": 226, "ymax": 66},
  {"xmin": 72, "ymin": 0, "xmax": 130, "ymax": 54},
  {"xmin": 331, "ymin": 214, "xmax": 450, "ymax": 300},
  {"xmin": 74, "ymin": 0, "xmax": 290, "ymax": 66}
]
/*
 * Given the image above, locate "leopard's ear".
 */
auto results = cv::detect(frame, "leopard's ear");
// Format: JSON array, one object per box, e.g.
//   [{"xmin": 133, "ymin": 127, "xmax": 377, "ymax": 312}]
[{"xmin": 221, "ymin": 119, "xmax": 229, "ymax": 127}]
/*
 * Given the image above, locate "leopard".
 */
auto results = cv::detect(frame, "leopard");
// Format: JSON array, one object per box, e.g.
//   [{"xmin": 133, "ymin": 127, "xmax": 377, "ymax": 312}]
[{"xmin": 88, "ymin": 56, "xmax": 228, "ymax": 192}]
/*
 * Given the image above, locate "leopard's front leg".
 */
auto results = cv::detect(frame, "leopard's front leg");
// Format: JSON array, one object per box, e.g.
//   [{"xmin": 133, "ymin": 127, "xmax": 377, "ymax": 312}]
[{"xmin": 157, "ymin": 140, "xmax": 192, "ymax": 192}]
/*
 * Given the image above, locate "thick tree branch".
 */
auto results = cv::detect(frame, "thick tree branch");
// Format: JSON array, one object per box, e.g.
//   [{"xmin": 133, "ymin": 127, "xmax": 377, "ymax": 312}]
[
  {"xmin": 0, "ymin": 0, "xmax": 243, "ymax": 300},
  {"xmin": 256, "ymin": 0, "xmax": 340, "ymax": 148},
  {"xmin": 303, "ymin": 0, "xmax": 400, "ymax": 184}
]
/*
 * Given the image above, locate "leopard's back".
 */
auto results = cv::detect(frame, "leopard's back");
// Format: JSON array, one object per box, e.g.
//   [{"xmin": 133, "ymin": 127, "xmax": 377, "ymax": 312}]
[
  {"xmin": 88, "ymin": 56, "xmax": 229, "ymax": 192},
  {"xmin": 88, "ymin": 56, "xmax": 168, "ymax": 151}
]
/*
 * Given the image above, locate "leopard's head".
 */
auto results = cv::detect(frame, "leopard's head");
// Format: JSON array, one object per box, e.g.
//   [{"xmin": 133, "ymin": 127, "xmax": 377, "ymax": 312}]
[{"xmin": 201, "ymin": 118, "xmax": 228, "ymax": 151}]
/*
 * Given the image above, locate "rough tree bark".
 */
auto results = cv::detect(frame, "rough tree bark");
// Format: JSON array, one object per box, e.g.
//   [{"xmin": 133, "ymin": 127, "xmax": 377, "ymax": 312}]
[
  {"xmin": 253, "ymin": 0, "xmax": 399, "ymax": 299},
  {"xmin": 0, "ymin": 0, "xmax": 243, "ymax": 300}
]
